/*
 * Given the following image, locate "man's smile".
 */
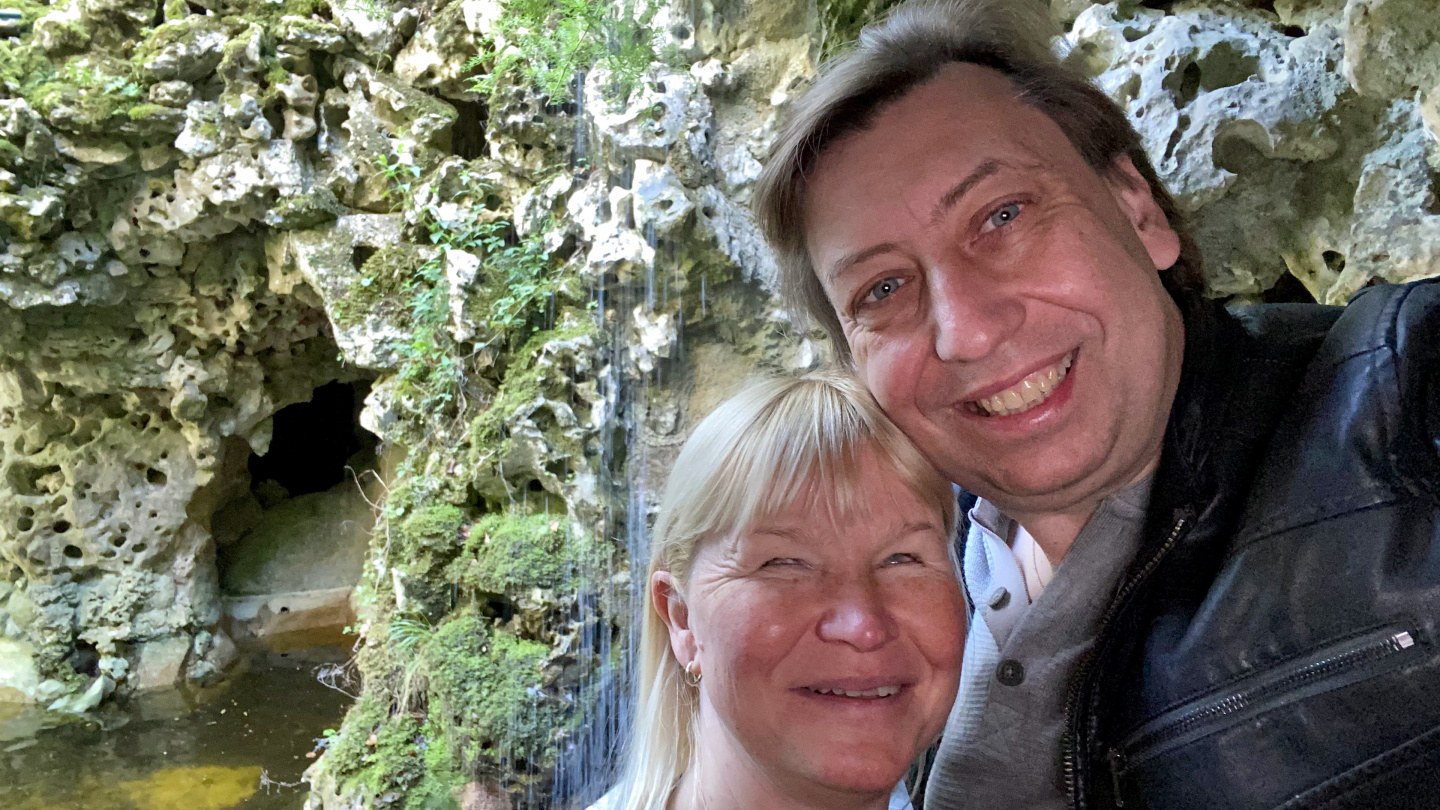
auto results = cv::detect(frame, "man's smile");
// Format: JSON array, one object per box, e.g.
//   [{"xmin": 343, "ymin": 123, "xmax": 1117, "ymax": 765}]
[{"xmin": 964, "ymin": 350, "xmax": 1075, "ymax": 417}]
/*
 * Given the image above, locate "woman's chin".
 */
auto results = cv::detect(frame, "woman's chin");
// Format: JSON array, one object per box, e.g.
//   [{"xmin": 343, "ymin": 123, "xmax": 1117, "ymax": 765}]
[{"xmin": 805, "ymin": 757, "xmax": 909, "ymax": 795}]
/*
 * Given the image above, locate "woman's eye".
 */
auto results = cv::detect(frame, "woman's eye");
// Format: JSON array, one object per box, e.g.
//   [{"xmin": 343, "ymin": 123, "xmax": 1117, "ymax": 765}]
[
  {"xmin": 984, "ymin": 202, "xmax": 1022, "ymax": 231},
  {"xmin": 762, "ymin": 557, "xmax": 804, "ymax": 569},
  {"xmin": 882, "ymin": 552, "xmax": 922, "ymax": 566},
  {"xmin": 864, "ymin": 276, "xmax": 906, "ymax": 304}
]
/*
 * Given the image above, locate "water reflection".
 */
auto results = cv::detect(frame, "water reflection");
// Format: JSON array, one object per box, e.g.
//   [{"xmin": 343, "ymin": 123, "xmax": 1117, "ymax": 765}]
[{"xmin": 0, "ymin": 650, "xmax": 351, "ymax": 810}]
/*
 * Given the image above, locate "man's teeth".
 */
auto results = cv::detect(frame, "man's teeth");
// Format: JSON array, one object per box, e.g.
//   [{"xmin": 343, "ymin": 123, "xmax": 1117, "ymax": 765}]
[
  {"xmin": 974, "ymin": 353, "xmax": 1073, "ymax": 417},
  {"xmin": 809, "ymin": 686, "xmax": 901, "ymax": 698}
]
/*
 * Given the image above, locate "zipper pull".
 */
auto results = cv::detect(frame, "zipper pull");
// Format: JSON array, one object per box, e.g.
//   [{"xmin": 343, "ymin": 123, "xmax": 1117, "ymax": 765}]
[{"xmin": 1108, "ymin": 748, "xmax": 1127, "ymax": 808}]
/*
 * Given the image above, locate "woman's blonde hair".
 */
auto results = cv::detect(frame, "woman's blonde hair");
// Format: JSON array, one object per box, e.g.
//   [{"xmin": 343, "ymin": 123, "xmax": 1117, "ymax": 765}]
[{"xmin": 610, "ymin": 368, "xmax": 957, "ymax": 810}]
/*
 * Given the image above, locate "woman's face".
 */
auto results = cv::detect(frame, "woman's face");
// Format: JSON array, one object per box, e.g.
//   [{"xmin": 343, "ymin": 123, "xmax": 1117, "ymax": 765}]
[{"xmin": 659, "ymin": 449, "xmax": 967, "ymax": 798}]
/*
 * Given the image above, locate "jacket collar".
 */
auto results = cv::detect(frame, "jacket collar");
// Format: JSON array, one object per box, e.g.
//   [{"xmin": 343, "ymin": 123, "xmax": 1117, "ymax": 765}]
[{"xmin": 1143, "ymin": 297, "xmax": 1343, "ymax": 557}]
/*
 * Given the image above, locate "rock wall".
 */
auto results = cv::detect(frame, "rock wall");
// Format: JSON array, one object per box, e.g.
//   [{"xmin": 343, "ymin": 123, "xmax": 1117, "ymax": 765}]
[{"xmin": 0, "ymin": 0, "xmax": 1437, "ymax": 807}]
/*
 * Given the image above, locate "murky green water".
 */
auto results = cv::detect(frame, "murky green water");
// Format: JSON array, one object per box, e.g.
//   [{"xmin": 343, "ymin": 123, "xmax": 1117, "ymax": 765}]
[{"xmin": 0, "ymin": 651, "xmax": 352, "ymax": 810}]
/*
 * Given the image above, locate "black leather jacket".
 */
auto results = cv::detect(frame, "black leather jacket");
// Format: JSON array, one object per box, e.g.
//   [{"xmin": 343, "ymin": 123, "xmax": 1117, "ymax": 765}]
[{"xmin": 1065, "ymin": 279, "xmax": 1440, "ymax": 810}]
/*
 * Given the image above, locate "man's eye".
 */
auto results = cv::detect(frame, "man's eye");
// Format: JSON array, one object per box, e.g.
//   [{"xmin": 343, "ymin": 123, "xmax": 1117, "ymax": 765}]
[
  {"xmin": 864, "ymin": 276, "xmax": 906, "ymax": 303},
  {"xmin": 984, "ymin": 202, "xmax": 1022, "ymax": 231}
]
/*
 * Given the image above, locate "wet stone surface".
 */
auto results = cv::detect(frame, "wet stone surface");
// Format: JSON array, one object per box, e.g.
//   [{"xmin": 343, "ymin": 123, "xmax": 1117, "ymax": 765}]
[{"xmin": 0, "ymin": 652, "xmax": 351, "ymax": 810}]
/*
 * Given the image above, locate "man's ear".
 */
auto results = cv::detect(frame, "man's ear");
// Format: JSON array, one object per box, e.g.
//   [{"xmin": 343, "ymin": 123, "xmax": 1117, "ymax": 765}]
[
  {"xmin": 652, "ymin": 570, "xmax": 698, "ymax": 667},
  {"xmin": 1106, "ymin": 155, "xmax": 1182, "ymax": 272}
]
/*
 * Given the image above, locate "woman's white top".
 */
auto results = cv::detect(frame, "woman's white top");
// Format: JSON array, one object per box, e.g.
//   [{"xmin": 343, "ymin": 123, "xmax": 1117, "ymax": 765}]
[{"xmin": 588, "ymin": 781, "xmax": 914, "ymax": 809}]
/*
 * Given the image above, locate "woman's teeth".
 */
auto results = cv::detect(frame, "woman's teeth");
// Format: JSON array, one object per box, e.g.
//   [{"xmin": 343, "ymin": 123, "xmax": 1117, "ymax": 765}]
[
  {"xmin": 808, "ymin": 686, "xmax": 901, "ymax": 698},
  {"xmin": 972, "ymin": 352, "xmax": 1073, "ymax": 417}
]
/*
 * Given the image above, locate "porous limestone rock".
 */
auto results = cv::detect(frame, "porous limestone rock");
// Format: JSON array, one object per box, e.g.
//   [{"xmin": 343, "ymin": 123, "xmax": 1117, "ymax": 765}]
[
  {"xmin": 2, "ymin": 0, "xmax": 1438, "ymax": 805},
  {"xmin": 1071, "ymin": 1, "xmax": 1440, "ymax": 302}
]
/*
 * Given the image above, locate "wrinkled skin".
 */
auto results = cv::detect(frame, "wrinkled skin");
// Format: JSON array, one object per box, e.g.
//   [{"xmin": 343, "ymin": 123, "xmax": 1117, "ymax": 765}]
[
  {"xmin": 654, "ymin": 450, "xmax": 966, "ymax": 810},
  {"xmin": 804, "ymin": 64, "xmax": 1185, "ymax": 557}
]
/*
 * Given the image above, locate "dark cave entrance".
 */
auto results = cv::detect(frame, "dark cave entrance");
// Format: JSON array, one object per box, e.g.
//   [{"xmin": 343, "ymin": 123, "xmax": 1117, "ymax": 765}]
[
  {"xmin": 247, "ymin": 380, "xmax": 377, "ymax": 502},
  {"xmin": 212, "ymin": 379, "xmax": 381, "ymax": 649}
]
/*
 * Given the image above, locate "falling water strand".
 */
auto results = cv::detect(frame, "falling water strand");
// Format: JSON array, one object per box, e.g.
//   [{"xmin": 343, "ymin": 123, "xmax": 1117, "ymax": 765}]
[
  {"xmin": 573, "ymin": 70, "xmax": 588, "ymax": 166},
  {"xmin": 644, "ymin": 222, "xmax": 658, "ymax": 312},
  {"xmin": 550, "ymin": 245, "xmax": 646, "ymax": 808}
]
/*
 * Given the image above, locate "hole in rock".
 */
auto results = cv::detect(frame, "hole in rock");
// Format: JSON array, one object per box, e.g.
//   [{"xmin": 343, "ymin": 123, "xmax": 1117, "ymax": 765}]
[
  {"xmin": 1263, "ymin": 273, "xmax": 1316, "ymax": 304},
  {"xmin": 1323, "ymin": 250, "xmax": 1346, "ymax": 276},
  {"xmin": 451, "ymin": 99, "xmax": 489, "ymax": 160},
  {"xmin": 66, "ymin": 641, "xmax": 99, "ymax": 677},
  {"xmin": 248, "ymin": 381, "xmax": 376, "ymax": 498},
  {"xmin": 146, "ymin": 468, "xmax": 167, "ymax": 486},
  {"xmin": 62, "ymin": 544, "xmax": 82, "ymax": 559},
  {"xmin": 16, "ymin": 517, "xmax": 33, "ymax": 532},
  {"xmin": 8, "ymin": 464, "xmax": 61, "ymax": 497},
  {"xmin": 132, "ymin": 543, "xmax": 148, "ymax": 554},
  {"xmin": 351, "ymin": 246, "xmax": 377, "ymax": 273},
  {"xmin": 53, "ymin": 521, "xmax": 71, "ymax": 533}
]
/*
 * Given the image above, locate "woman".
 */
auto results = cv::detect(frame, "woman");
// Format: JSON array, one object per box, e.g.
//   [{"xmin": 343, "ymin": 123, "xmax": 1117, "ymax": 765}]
[{"xmin": 605, "ymin": 369, "xmax": 967, "ymax": 810}]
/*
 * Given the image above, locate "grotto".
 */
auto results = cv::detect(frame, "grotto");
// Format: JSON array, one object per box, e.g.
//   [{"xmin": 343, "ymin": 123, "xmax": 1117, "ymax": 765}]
[{"xmin": 0, "ymin": 0, "xmax": 1439, "ymax": 807}]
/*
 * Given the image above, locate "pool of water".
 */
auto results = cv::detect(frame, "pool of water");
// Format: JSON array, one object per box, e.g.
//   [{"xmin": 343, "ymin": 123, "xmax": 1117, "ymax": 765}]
[{"xmin": 0, "ymin": 650, "xmax": 353, "ymax": 810}]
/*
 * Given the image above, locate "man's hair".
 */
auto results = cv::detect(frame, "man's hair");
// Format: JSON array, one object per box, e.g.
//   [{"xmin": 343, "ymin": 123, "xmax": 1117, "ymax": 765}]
[{"xmin": 753, "ymin": 0, "xmax": 1205, "ymax": 361}]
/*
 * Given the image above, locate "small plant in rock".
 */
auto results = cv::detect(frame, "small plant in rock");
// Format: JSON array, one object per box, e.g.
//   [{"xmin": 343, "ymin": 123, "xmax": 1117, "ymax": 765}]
[{"xmin": 464, "ymin": 0, "xmax": 662, "ymax": 103}]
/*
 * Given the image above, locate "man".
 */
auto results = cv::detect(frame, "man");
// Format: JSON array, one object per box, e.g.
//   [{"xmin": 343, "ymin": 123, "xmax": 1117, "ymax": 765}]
[{"xmin": 754, "ymin": 1, "xmax": 1440, "ymax": 809}]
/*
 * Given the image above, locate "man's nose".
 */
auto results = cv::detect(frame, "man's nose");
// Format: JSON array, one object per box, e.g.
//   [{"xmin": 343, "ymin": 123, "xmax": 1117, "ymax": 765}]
[
  {"xmin": 816, "ymin": 581, "xmax": 898, "ymax": 652},
  {"xmin": 927, "ymin": 262, "xmax": 1024, "ymax": 363}
]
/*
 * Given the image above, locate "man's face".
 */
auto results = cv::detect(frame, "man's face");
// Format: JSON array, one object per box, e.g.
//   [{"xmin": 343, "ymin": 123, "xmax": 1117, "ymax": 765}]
[{"xmin": 804, "ymin": 64, "xmax": 1185, "ymax": 518}]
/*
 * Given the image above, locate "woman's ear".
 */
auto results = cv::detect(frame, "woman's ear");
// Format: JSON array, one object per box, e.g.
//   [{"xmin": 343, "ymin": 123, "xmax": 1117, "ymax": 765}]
[
  {"xmin": 652, "ymin": 570, "xmax": 698, "ymax": 666},
  {"xmin": 1106, "ymin": 155, "xmax": 1182, "ymax": 272}
]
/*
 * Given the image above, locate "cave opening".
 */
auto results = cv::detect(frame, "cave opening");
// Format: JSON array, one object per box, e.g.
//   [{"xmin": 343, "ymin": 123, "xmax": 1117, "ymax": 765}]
[
  {"xmin": 212, "ymin": 379, "xmax": 381, "ymax": 650},
  {"xmin": 247, "ymin": 379, "xmax": 376, "ymax": 500}
]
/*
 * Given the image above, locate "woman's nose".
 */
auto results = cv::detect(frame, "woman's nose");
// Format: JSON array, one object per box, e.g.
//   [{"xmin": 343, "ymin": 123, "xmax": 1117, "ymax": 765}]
[{"xmin": 816, "ymin": 584, "xmax": 898, "ymax": 652}]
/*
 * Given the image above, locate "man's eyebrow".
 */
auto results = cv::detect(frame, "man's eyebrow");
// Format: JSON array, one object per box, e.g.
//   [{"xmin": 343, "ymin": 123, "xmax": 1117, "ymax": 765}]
[
  {"xmin": 824, "ymin": 241, "xmax": 905, "ymax": 282},
  {"xmin": 929, "ymin": 159, "xmax": 1005, "ymax": 226}
]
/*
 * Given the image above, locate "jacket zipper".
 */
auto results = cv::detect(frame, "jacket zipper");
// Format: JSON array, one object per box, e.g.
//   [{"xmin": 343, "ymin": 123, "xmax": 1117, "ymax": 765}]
[
  {"xmin": 1111, "ymin": 625, "xmax": 1420, "ymax": 779},
  {"xmin": 1062, "ymin": 514, "xmax": 1190, "ymax": 810}
]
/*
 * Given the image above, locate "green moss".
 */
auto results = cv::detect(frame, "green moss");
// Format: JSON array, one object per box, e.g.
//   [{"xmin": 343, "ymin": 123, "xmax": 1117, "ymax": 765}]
[
  {"xmin": 468, "ymin": 322, "xmax": 595, "ymax": 450},
  {"xmin": 422, "ymin": 615, "xmax": 560, "ymax": 766},
  {"xmin": 0, "ymin": 37, "xmax": 52, "ymax": 95},
  {"xmin": 125, "ymin": 102, "xmax": 173, "ymax": 120},
  {"xmin": 396, "ymin": 502, "xmax": 468, "ymax": 556},
  {"xmin": 330, "ymin": 243, "xmax": 428, "ymax": 328},
  {"xmin": 448, "ymin": 512, "xmax": 599, "ymax": 595},
  {"xmin": 0, "ymin": 138, "xmax": 22, "ymax": 170},
  {"xmin": 24, "ymin": 58, "xmax": 146, "ymax": 131}
]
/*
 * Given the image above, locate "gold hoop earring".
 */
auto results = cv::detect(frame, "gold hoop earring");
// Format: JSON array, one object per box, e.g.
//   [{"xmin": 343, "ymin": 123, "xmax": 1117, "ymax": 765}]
[{"xmin": 683, "ymin": 660, "xmax": 702, "ymax": 687}]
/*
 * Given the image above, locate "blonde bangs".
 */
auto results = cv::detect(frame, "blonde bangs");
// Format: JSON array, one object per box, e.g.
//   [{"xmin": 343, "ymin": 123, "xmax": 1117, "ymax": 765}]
[{"xmin": 653, "ymin": 369, "xmax": 955, "ymax": 583}]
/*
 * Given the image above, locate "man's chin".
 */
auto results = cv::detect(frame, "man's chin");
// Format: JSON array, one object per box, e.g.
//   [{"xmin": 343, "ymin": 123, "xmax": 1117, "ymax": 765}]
[{"xmin": 955, "ymin": 456, "xmax": 1108, "ymax": 507}]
